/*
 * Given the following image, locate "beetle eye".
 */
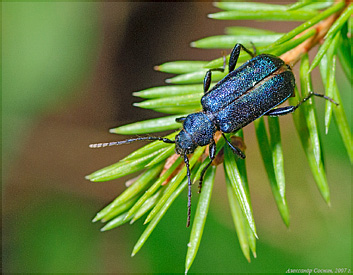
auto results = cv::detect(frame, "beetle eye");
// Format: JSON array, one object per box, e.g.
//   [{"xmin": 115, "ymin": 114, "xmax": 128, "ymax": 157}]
[{"xmin": 175, "ymin": 130, "xmax": 197, "ymax": 155}]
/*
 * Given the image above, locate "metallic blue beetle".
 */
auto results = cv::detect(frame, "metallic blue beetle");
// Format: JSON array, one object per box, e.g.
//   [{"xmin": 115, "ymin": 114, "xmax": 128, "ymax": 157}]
[{"xmin": 91, "ymin": 43, "xmax": 336, "ymax": 227}]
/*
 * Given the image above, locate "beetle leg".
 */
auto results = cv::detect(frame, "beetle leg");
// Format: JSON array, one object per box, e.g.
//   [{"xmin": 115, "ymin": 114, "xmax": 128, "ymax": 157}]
[
  {"xmin": 291, "ymin": 91, "xmax": 338, "ymax": 110},
  {"xmin": 204, "ymin": 68, "xmax": 224, "ymax": 94},
  {"xmin": 175, "ymin": 117, "xmax": 186, "ymax": 123},
  {"xmin": 265, "ymin": 91, "xmax": 338, "ymax": 117},
  {"xmin": 222, "ymin": 133, "xmax": 245, "ymax": 159},
  {"xmin": 203, "ymin": 54, "xmax": 227, "ymax": 94},
  {"xmin": 203, "ymin": 71, "xmax": 212, "ymax": 94},
  {"xmin": 264, "ymin": 106, "xmax": 295, "ymax": 116},
  {"xmin": 250, "ymin": 41, "xmax": 257, "ymax": 56},
  {"xmin": 198, "ymin": 140, "xmax": 216, "ymax": 193},
  {"xmin": 222, "ymin": 54, "xmax": 227, "ymax": 71},
  {"xmin": 229, "ymin": 43, "xmax": 256, "ymax": 73}
]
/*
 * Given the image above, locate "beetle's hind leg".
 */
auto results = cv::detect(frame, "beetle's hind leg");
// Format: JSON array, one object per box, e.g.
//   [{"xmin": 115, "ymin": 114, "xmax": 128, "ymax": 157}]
[
  {"xmin": 264, "ymin": 106, "xmax": 296, "ymax": 116},
  {"xmin": 229, "ymin": 43, "xmax": 256, "ymax": 73},
  {"xmin": 264, "ymin": 91, "xmax": 338, "ymax": 117},
  {"xmin": 293, "ymin": 91, "xmax": 338, "ymax": 109}
]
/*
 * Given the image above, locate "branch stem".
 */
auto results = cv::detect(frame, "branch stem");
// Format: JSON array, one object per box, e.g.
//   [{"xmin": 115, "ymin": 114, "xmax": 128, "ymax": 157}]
[{"xmin": 281, "ymin": 0, "xmax": 347, "ymax": 66}]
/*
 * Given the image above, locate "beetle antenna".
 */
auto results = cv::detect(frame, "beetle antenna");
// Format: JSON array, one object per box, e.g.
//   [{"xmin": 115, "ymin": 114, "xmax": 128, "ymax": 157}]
[
  {"xmin": 89, "ymin": 136, "xmax": 175, "ymax": 148},
  {"xmin": 184, "ymin": 153, "xmax": 192, "ymax": 228}
]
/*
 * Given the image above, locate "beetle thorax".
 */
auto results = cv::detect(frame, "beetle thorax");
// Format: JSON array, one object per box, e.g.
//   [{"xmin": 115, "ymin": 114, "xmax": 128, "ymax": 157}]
[{"xmin": 175, "ymin": 112, "xmax": 216, "ymax": 155}]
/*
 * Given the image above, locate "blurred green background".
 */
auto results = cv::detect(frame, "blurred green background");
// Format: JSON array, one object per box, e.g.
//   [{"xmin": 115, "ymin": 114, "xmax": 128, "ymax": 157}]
[{"xmin": 2, "ymin": 2, "xmax": 351, "ymax": 273}]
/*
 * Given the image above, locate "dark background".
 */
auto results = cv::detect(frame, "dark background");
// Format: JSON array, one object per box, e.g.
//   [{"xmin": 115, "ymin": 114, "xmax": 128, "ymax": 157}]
[{"xmin": 2, "ymin": 2, "xmax": 351, "ymax": 273}]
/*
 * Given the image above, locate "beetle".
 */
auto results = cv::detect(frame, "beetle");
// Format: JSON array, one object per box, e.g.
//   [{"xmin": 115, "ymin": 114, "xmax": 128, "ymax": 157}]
[{"xmin": 90, "ymin": 43, "xmax": 337, "ymax": 227}]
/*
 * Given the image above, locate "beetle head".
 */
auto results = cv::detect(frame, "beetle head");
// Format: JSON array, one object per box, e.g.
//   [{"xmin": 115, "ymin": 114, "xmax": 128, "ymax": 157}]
[{"xmin": 175, "ymin": 130, "xmax": 197, "ymax": 155}]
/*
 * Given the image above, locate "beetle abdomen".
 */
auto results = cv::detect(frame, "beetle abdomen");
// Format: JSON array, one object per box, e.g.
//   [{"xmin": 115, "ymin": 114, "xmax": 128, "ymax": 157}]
[
  {"xmin": 201, "ymin": 54, "xmax": 285, "ymax": 114},
  {"xmin": 215, "ymin": 70, "xmax": 295, "ymax": 133}
]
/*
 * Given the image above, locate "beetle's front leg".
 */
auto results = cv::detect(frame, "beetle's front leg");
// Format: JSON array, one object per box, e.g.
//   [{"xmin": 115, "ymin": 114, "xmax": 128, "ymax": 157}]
[
  {"xmin": 198, "ymin": 140, "xmax": 216, "ymax": 193},
  {"xmin": 229, "ymin": 43, "xmax": 256, "ymax": 73}
]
